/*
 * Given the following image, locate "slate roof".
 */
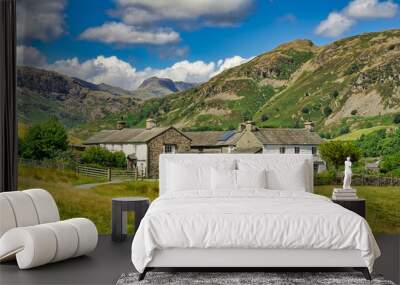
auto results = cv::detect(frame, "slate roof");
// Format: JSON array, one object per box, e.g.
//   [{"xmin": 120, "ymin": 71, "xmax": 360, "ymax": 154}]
[
  {"xmin": 84, "ymin": 127, "xmax": 188, "ymax": 144},
  {"xmin": 233, "ymin": 147, "xmax": 263, "ymax": 153},
  {"xmin": 254, "ymin": 128, "xmax": 322, "ymax": 145},
  {"xmin": 84, "ymin": 126, "xmax": 321, "ymax": 146},
  {"xmin": 184, "ymin": 131, "xmax": 241, "ymax": 147}
]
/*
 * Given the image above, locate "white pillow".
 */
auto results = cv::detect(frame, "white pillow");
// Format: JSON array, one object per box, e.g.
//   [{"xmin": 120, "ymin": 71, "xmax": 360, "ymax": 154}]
[
  {"xmin": 236, "ymin": 169, "xmax": 267, "ymax": 189},
  {"xmin": 238, "ymin": 158, "xmax": 308, "ymax": 191},
  {"xmin": 167, "ymin": 162, "xmax": 211, "ymax": 191},
  {"xmin": 211, "ymin": 168, "xmax": 237, "ymax": 191},
  {"xmin": 166, "ymin": 159, "xmax": 237, "ymax": 193}
]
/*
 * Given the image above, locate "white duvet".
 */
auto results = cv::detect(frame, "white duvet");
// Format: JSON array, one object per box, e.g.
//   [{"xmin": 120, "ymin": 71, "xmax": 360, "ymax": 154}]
[{"xmin": 131, "ymin": 190, "xmax": 380, "ymax": 273}]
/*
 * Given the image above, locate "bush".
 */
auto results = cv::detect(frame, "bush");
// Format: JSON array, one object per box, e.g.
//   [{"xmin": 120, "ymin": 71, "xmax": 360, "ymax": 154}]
[
  {"xmin": 344, "ymin": 63, "xmax": 361, "ymax": 75},
  {"xmin": 351, "ymin": 109, "xmax": 358, "ymax": 115},
  {"xmin": 323, "ymin": 106, "xmax": 332, "ymax": 117},
  {"xmin": 113, "ymin": 151, "xmax": 127, "ymax": 168},
  {"xmin": 81, "ymin": 147, "xmax": 126, "ymax": 168},
  {"xmin": 319, "ymin": 141, "xmax": 361, "ymax": 169},
  {"xmin": 380, "ymin": 152, "xmax": 400, "ymax": 174},
  {"xmin": 302, "ymin": 106, "xmax": 310, "ymax": 114},
  {"xmin": 394, "ymin": 114, "xmax": 400, "ymax": 124},
  {"xmin": 339, "ymin": 125, "xmax": 350, "ymax": 135},
  {"xmin": 330, "ymin": 90, "xmax": 339, "ymax": 99},
  {"xmin": 261, "ymin": 114, "xmax": 269, "ymax": 122},
  {"xmin": 355, "ymin": 129, "xmax": 386, "ymax": 157},
  {"xmin": 19, "ymin": 118, "xmax": 68, "ymax": 160}
]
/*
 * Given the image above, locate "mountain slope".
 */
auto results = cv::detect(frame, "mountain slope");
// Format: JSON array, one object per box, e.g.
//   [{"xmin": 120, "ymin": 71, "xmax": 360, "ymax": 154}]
[
  {"xmin": 129, "ymin": 30, "xmax": 400, "ymax": 135},
  {"xmin": 132, "ymin": 77, "xmax": 196, "ymax": 100},
  {"xmin": 17, "ymin": 66, "xmax": 140, "ymax": 128},
  {"xmin": 256, "ymin": 30, "xmax": 400, "ymax": 135}
]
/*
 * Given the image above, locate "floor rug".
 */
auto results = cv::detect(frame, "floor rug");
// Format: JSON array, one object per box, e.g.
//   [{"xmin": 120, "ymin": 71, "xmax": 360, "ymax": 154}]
[{"xmin": 116, "ymin": 271, "xmax": 395, "ymax": 285}]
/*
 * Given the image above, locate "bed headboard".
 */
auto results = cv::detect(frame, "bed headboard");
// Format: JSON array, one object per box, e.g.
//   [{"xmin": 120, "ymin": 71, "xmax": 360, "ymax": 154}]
[{"xmin": 159, "ymin": 154, "xmax": 314, "ymax": 195}]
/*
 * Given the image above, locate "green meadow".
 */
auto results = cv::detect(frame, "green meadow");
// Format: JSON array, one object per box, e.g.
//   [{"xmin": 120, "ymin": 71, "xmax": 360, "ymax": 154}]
[{"xmin": 18, "ymin": 165, "xmax": 400, "ymax": 235}]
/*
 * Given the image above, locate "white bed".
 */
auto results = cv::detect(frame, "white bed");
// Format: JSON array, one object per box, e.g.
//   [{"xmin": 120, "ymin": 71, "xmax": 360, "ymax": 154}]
[{"xmin": 131, "ymin": 154, "xmax": 380, "ymax": 280}]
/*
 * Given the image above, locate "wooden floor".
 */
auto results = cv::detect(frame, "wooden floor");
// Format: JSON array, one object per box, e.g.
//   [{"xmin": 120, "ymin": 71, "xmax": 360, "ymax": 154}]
[{"xmin": 0, "ymin": 235, "xmax": 399, "ymax": 285}]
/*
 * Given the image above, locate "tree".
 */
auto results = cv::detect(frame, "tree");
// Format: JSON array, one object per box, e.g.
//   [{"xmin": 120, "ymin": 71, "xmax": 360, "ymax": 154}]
[
  {"xmin": 20, "ymin": 118, "xmax": 68, "ymax": 160},
  {"xmin": 319, "ymin": 141, "xmax": 361, "ymax": 169},
  {"xmin": 323, "ymin": 106, "xmax": 332, "ymax": 117}
]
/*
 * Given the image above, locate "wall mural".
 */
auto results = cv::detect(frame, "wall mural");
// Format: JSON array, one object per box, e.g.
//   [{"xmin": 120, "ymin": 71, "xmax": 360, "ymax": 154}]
[{"xmin": 16, "ymin": 0, "xmax": 400, "ymax": 234}]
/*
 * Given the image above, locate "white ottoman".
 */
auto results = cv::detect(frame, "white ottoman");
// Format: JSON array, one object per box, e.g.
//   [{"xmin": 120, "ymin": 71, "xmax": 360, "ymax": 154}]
[{"xmin": 0, "ymin": 189, "xmax": 98, "ymax": 269}]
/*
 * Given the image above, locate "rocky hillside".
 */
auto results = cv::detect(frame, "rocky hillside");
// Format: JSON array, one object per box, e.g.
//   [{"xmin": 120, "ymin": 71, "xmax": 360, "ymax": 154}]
[
  {"xmin": 129, "ymin": 29, "xmax": 400, "ymax": 135},
  {"xmin": 17, "ymin": 29, "xmax": 400, "ymax": 139},
  {"xmin": 132, "ymin": 76, "xmax": 196, "ymax": 100},
  {"xmin": 17, "ymin": 66, "xmax": 140, "ymax": 128}
]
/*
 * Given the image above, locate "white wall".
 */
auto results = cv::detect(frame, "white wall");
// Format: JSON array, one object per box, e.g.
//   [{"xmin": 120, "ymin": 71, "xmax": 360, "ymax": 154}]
[
  {"xmin": 100, "ymin": 143, "xmax": 148, "ymax": 173},
  {"xmin": 263, "ymin": 144, "xmax": 318, "ymax": 155},
  {"xmin": 263, "ymin": 144, "xmax": 327, "ymax": 173}
]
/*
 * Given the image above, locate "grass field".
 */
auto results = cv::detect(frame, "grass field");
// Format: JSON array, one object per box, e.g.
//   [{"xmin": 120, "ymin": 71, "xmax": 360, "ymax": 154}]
[
  {"xmin": 332, "ymin": 125, "xmax": 396, "ymax": 141},
  {"xmin": 315, "ymin": 185, "xmax": 400, "ymax": 234},
  {"xmin": 18, "ymin": 165, "xmax": 399, "ymax": 234}
]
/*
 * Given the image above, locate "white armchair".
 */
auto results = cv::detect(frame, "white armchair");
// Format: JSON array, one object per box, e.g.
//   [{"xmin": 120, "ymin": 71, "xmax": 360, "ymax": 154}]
[{"xmin": 0, "ymin": 189, "xmax": 98, "ymax": 269}]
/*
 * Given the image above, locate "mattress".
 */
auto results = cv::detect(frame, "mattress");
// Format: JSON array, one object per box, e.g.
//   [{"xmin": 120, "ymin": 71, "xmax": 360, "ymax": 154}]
[{"xmin": 131, "ymin": 190, "xmax": 380, "ymax": 273}]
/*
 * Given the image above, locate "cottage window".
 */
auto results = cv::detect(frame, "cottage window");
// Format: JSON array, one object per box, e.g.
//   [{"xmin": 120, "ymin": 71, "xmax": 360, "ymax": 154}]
[
  {"xmin": 294, "ymin": 147, "xmax": 300, "ymax": 154},
  {"xmin": 164, "ymin": 144, "xmax": 175, "ymax": 153},
  {"xmin": 312, "ymin": 147, "xmax": 317, "ymax": 155},
  {"xmin": 279, "ymin": 147, "xmax": 286, "ymax": 154}
]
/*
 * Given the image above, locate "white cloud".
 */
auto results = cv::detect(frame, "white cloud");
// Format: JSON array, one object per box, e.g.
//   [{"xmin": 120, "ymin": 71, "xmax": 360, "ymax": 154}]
[
  {"xmin": 17, "ymin": 0, "xmax": 67, "ymax": 42},
  {"xmin": 79, "ymin": 22, "xmax": 180, "ymax": 45},
  {"xmin": 315, "ymin": 0, "xmax": 398, "ymax": 37},
  {"xmin": 154, "ymin": 60, "xmax": 217, "ymax": 83},
  {"xmin": 113, "ymin": 0, "xmax": 254, "ymax": 26},
  {"xmin": 212, "ymin": 55, "xmax": 254, "ymax": 76},
  {"xmin": 46, "ymin": 54, "xmax": 252, "ymax": 90},
  {"xmin": 17, "ymin": 45, "xmax": 47, "ymax": 67},
  {"xmin": 315, "ymin": 12, "xmax": 355, "ymax": 37},
  {"xmin": 47, "ymin": 56, "xmax": 141, "ymax": 90},
  {"xmin": 345, "ymin": 0, "xmax": 398, "ymax": 19}
]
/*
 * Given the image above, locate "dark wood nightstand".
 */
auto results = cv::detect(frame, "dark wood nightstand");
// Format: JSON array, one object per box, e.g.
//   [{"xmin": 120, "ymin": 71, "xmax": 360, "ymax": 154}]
[
  {"xmin": 332, "ymin": 198, "xmax": 366, "ymax": 218},
  {"xmin": 111, "ymin": 197, "xmax": 150, "ymax": 242}
]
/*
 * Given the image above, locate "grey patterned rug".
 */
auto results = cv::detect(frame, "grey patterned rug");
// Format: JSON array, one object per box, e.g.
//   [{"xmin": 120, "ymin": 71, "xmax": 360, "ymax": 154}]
[{"xmin": 116, "ymin": 272, "xmax": 396, "ymax": 285}]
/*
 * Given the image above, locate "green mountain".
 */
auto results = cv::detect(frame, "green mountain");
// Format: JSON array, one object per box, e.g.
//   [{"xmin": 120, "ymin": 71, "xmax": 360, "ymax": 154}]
[
  {"xmin": 17, "ymin": 66, "xmax": 142, "ymax": 129},
  {"xmin": 17, "ymin": 29, "xmax": 400, "ymax": 139},
  {"xmin": 129, "ymin": 29, "xmax": 400, "ymax": 136}
]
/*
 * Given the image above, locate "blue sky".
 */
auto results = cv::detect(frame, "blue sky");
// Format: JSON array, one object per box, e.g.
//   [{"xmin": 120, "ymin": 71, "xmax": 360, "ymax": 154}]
[{"xmin": 17, "ymin": 0, "xmax": 399, "ymax": 90}]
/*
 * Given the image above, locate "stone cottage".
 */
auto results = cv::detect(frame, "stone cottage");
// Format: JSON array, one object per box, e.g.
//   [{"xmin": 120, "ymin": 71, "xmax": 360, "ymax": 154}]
[
  {"xmin": 83, "ymin": 119, "xmax": 191, "ymax": 178},
  {"xmin": 185, "ymin": 121, "xmax": 325, "ymax": 172}
]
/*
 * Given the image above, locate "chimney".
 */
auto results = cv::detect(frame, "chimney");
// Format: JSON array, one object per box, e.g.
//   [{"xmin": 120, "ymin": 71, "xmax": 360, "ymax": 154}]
[
  {"xmin": 245, "ymin": 121, "xmax": 256, "ymax": 132},
  {"xmin": 117, "ymin": 120, "xmax": 126, "ymax": 130},
  {"xmin": 304, "ymin": 121, "xmax": 315, "ymax": 132},
  {"xmin": 146, "ymin": 118, "xmax": 156, "ymax": 130}
]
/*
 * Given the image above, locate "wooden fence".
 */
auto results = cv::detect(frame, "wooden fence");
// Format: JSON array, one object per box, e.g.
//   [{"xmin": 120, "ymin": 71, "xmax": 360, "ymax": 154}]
[
  {"xmin": 75, "ymin": 165, "xmax": 136, "ymax": 181},
  {"xmin": 315, "ymin": 174, "xmax": 400, "ymax": 187}
]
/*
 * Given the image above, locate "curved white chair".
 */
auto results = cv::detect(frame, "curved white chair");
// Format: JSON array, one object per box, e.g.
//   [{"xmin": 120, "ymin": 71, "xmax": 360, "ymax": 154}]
[{"xmin": 0, "ymin": 189, "xmax": 98, "ymax": 269}]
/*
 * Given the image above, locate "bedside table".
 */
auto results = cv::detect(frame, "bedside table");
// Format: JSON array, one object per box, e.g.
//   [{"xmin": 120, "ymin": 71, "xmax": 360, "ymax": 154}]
[
  {"xmin": 332, "ymin": 198, "xmax": 365, "ymax": 218},
  {"xmin": 111, "ymin": 197, "xmax": 150, "ymax": 242}
]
